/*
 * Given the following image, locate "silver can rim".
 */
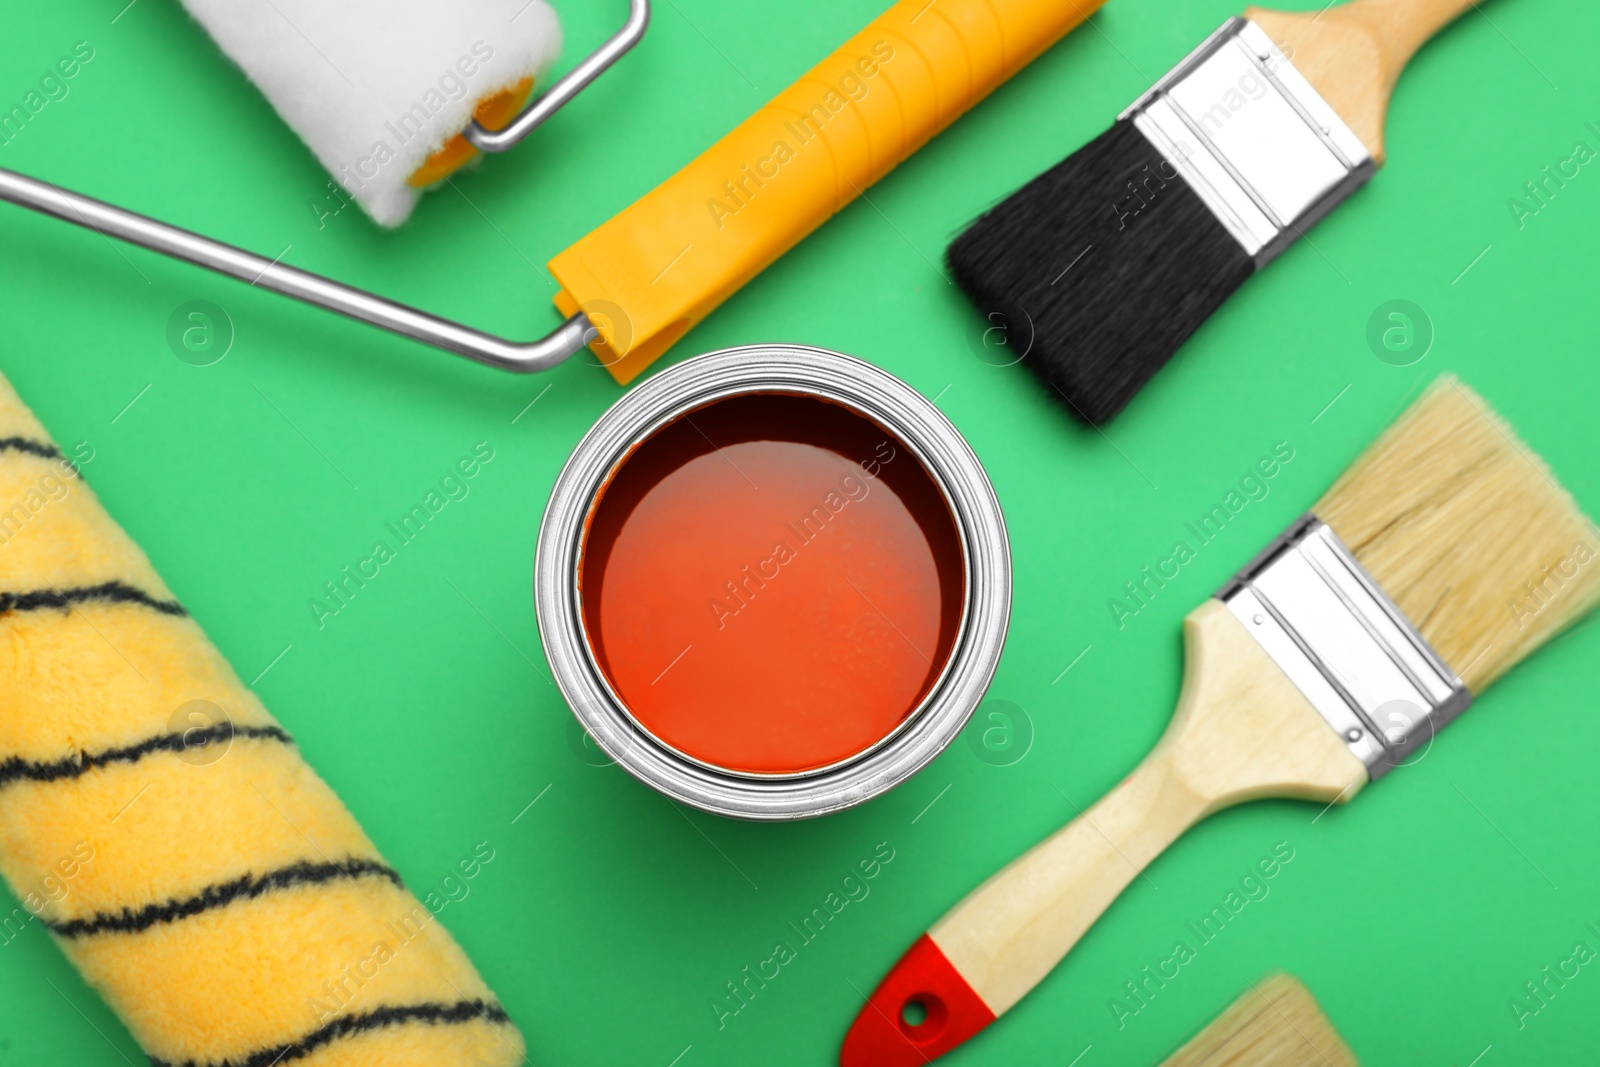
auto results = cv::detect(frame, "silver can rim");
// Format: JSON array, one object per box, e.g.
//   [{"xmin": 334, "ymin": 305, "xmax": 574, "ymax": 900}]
[
  {"xmin": 535, "ymin": 345, "xmax": 1011, "ymax": 820},
  {"xmin": 572, "ymin": 384, "xmax": 975, "ymax": 785}
]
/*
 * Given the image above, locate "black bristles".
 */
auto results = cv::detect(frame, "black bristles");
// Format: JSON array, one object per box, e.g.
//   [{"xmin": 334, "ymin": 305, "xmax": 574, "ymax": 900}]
[{"xmin": 948, "ymin": 119, "xmax": 1254, "ymax": 426}]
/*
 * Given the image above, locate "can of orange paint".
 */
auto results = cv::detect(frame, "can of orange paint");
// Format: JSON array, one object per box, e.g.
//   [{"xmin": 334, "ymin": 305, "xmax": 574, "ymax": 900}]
[{"xmin": 536, "ymin": 345, "xmax": 1010, "ymax": 819}]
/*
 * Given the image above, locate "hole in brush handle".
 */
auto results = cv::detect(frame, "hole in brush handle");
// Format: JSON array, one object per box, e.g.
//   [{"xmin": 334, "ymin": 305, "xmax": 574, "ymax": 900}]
[{"xmin": 841, "ymin": 935, "xmax": 995, "ymax": 1067}]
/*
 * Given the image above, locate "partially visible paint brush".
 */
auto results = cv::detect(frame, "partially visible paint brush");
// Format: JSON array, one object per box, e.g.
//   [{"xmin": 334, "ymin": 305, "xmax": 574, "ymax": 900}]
[
  {"xmin": 1161, "ymin": 974, "xmax": 1357, "ymax": 1067},
  {"xmin": 948, "ymin": 0, "xmax": 1481, "ymax": 424},
  {"xmin": 841, "ymin": 378, "xmax": 1600, "ymax": 1064}
]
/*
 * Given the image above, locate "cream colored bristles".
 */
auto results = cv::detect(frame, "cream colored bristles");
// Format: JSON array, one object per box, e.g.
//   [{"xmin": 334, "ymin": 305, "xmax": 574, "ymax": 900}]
[
  {"xmin": 1161, "ymin": 973, "xmax": 1358, "ymax": 1067},
  {"xmin": 1316, "ymin": 377, "xmax": 1600, "ymax": 693}
]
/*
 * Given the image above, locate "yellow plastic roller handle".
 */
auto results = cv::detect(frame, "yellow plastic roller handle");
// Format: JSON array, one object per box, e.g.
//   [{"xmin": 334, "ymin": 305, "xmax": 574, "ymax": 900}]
[{"xmin": 550, "ymin": 0, "xmax": 1107, "ymax": 384}]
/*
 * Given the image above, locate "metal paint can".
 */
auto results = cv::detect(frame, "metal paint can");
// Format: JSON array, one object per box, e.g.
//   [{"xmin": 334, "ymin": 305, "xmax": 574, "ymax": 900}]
[{"xmin": 535, "ymin": 345, "xmax": 1009, "ymax": 820}]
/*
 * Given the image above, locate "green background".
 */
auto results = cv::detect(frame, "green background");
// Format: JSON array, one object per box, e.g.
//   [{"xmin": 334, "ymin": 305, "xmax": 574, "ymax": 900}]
[{"xmin": 2, "ymin": 0, "xmax": 1598, "ymax": 1063}]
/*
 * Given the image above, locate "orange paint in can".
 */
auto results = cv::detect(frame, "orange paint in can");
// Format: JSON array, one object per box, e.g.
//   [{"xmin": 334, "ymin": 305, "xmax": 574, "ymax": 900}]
[{"xmin": 579, "ymin": 392, "xmax": 965, "ymax": 775}]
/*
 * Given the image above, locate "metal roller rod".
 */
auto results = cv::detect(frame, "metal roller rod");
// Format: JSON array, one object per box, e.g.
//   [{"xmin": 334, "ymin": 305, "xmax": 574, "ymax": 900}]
[
  {"xmin": 0, "ymin": 167, "xmax": 595, "ymax": 373},
  {"xmin": 466, "ymin": 0, "xmax": 650, "ymax": 153}
]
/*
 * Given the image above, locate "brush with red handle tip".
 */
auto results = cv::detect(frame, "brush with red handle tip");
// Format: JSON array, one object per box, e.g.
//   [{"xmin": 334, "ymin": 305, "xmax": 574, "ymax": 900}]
[{"xmin": 842, "ymin": 378, "xmax": 1600, "ymax": 1064}]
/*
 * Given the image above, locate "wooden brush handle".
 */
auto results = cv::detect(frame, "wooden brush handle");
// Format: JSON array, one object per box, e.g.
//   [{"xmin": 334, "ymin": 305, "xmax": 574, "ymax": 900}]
[
  {"xmin": 1328, "ymin": 0, "xmax": 1484, "ymax": 63},
  {"xmin": 844, "ymin": 602, "xmax": 1368, "ymax": 1065},
  {"xmin": 931, "ymin": 600, "xmax": 1368, "ymax": 1013},
  {"xmin": 1246, "ymin": 0, "xmax": 1482, "ymax": 163}
]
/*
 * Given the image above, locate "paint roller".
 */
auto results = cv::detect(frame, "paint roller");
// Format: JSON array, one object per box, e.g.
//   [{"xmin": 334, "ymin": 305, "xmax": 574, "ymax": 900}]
[
  {"xmin": 0, "ymin": 0, "xmax": 1105, "ymax": 383},
  {"xmin": 177, "ymin": 0, "xmax": 649, "ymax": 227},
  {"xmin": 0, "ymin": 371, "xmax": 527, "ymax": 1065}
]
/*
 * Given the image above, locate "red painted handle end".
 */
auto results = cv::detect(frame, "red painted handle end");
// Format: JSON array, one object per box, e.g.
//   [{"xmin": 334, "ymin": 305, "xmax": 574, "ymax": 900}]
[{"xmin": 841, "ymin": 934, "xmax": 996, "ymax": 1067}]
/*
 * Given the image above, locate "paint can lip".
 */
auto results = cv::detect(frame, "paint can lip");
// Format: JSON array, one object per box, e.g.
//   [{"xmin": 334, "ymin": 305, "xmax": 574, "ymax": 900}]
[
  {"xmin": 575, "ymin": 386, "xmax": 970, "ymax": 783},
  {"xmin": 536, "ymin": 344, "xmax": 1010, "ymax": 820}
]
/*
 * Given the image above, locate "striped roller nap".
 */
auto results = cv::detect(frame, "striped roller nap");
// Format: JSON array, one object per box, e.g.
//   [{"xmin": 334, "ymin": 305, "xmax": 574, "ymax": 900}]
[{"xmin": 0, "ymin": 372, "xmax": 523, "ymax": 1065}]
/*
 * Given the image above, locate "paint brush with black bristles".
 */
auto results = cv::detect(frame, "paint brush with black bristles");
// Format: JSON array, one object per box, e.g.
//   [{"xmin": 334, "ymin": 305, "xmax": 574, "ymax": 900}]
[
  {"xmin": 948, "ymin": 0, "xmax": 1479, "ymax": 425},
  {"xmin": 841, "ymin": 377, "xmax": 1600, "ymax": 1065}
]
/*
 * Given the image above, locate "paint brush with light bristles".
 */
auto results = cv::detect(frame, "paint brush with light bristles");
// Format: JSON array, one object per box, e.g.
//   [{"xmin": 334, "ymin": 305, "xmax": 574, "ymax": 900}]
[
  {"xmin": 1161, "ymin": 973, "xmax": 1358, "ymax": 1067},
  {"xmin": 841, "ymin": 377, "xmax": 1600, "ymax": 1066}
]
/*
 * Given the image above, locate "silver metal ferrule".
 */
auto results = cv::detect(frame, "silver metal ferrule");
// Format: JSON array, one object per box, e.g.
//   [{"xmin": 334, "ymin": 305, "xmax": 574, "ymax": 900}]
[
  {"xmin": 1121, "ymin": 17, "xmax": 1375, "ymax": 267},
  {"xmin": 1219, "ymin": 515, "xmax": 1471, "ymax": 779}
]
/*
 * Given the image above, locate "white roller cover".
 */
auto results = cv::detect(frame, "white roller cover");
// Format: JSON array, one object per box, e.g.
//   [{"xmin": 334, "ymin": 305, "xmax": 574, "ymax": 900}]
[{"xmin": 180, "ymin": 0, "xmax": 562, "ymax": 226}]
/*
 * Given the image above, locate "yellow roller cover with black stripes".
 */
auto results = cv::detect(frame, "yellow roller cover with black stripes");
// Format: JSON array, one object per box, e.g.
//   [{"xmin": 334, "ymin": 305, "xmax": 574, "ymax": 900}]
[{"xmin": 0, "ymin": 370, "xmax": 525, "ymax": 1066}]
